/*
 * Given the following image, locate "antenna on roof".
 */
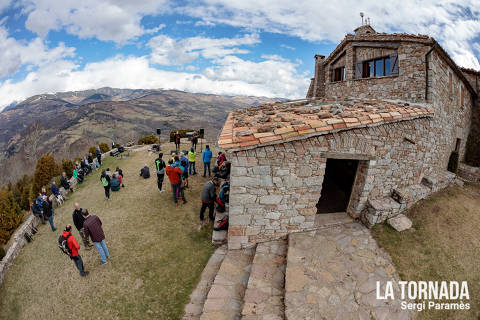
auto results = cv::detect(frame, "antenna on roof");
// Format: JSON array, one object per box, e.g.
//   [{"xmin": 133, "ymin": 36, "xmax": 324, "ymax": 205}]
[{"xmin": 360, "ymin": 12, "xmax": 364, "ymax": 25}]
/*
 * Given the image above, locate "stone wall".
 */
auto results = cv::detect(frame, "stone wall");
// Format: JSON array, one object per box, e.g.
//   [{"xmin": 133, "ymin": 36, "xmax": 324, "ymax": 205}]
[
  {"xmin": 228, "ymin": 118, "xmax": 455, "ymax": 249},
  {"xmin": 324, "ymin": 41, "xmax": 429, "ymax": 103},
  {"xmin": 0, "ymin": 214, "xmax": 39, "ymax": 285}
]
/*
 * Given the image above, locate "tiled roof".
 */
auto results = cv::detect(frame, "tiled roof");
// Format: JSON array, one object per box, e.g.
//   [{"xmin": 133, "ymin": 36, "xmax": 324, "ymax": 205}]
[{"xmin": 217, "ymin": 98, "xmax": 434, "ymax": 151}]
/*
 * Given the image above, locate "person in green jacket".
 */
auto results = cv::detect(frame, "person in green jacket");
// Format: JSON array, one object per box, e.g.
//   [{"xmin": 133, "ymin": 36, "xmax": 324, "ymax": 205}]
[{"xmin": 188, "ymin": 147, "xmax": 197, "ymax": 175}]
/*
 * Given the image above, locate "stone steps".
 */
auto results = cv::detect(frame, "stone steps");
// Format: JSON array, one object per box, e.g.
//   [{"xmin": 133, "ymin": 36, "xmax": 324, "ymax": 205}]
[
  {"xmin": 242, "ymin": 239, "xmax": 288, "ymax": 320},
  {"xmin": 183, "ymin": 244, "xmax": 228, "ymax": 320},
  {"xmin": 200, "ymin": 246, "xmax": 256, "ymax": 319},
  {"xmin": 284, "ymin": 222, "xmax": 413, "ymax": 320}
]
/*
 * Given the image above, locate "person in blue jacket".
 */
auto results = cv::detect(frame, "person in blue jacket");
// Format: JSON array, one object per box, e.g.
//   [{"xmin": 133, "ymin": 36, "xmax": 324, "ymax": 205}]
[{"xmin": 202, "ymin": 145, "xmax": 213, "ymax": 177}]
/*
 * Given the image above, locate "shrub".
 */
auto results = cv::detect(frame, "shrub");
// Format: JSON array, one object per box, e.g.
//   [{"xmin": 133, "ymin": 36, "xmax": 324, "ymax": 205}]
[
  {"xmin": 0, "ymin": 246, "xmax": 5, "ymax": 260},
  {"xmin": 61, "ymin": 159, "xmax": 75, "ymax": 179},
  {"xmin": 88, "ymin": 146, "xmax": 97, "ymax": 155},
  {"xmin": 447, "ymin": 151, "xmax": 459, "ymax": 174},
  {"xmin": 138, "ymin": 135, "xmax": 159, "ymax": 145},
  {"xmin": 169, "ymin": 129, "xmax": 203, "ymax": 142},
  {"xmin": 0, "ymin": 188, "xmax": 23, "ymax": 244},
  {"xmin": 99, "ymin": 143, "xmax": 110, "ymax": 153},
  {"xmin": 11, "ymin": 175, "xmax": 33, "ymax": 211},
  {"xmin": 33, "ymin": 154, "xmax": 58, "ymax": 196}
]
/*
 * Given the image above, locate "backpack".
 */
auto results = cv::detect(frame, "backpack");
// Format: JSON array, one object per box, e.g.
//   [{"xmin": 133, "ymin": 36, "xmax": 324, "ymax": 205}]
[
  {"xmin": 214, "ymin": 216, "xmax": 229, "ymax": 231},
  {"xmin": 101, "ymin": 176, "xmax": 109, "ymax": 187},
  {"xmin": 58, "ymin": 233, "xmax": 72, "ymax": 256}
]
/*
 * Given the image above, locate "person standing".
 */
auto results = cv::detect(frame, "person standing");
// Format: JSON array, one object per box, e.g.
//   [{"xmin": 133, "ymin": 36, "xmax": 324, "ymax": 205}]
[
  {"xmin": 166, "ymin": 159, "xmax": 186, "ymax": 205},
  {"xmin": 155, "ymin": 153, "xmax": 166, "ymax": 192},
  {"xmin": 82, "ymin": 209, "xmax": 110, "ymax": 265},
  {"xmin": 43, "ymin": 198, "xmax": 57, "ymax": 231},
  {"xmin": 191, "ymin": 133, "xmax": 198, "ymax": 151},
  {"xmin": 174, "ymin": 131, "xmax": 181, "ymax": 151},
  {"xmin": 202, "ymin": 145, "xmax": 213, "ymax": 177},
  {"xmin": 200, "ymin": 177, "xmax": 219, "ymax": 222},
  {"xmin": 72, "ymin": 203, "xmax": 92, "ymax": 249},
  {"xmin": 96, "ymin": 145, "xmax": 102, "ymax": 166},
  {"xmin": 100, "ymin": 169, "xmax": 111, "ymax": 200},
  {"xmin": 188, "ymin": 147, "xmax": 197, "ymax": 175},
  {"xmin": 60, "ymin": 224, "xmax": 89, "ymax": 277}
]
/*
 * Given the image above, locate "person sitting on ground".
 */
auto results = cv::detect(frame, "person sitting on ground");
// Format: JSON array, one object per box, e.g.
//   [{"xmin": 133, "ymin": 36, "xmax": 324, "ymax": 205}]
[
  {"xmin": 200, "ymin": 177, "xmax": 219, "ymax": 223},
  {"xmin": 188, "ymin": 147, "xmax": 197, "ymax": 175},
  {"xmin": 166, "ymin": 159, "xmax": 186, "ymax": 205},
  {"xmin": 105, "ymin": 168, "xmax": 112, "ymax": 177},
  {"xmin": 61, "ymin": 224, "xmax": 89, "ymax": 277},
  {"xmin": 217, "ymin": 152, "xmax": 226, "ymax": 167},
  {"xmin": 61, "ymin": 172, "xmax": 74, "ymax": 193},
  {"xmin": 140, "ymin": 164, "xmax": 150, "ymax": 179},
  {"xmin": 110, "ymin": 174, "xmax": 121, "ymax": 192},
  {"xmin": 215, "ymin": 180, "xmax": 230, "ymax": 213},
  {"xmin": 115, "ymin": 166, "xmax": 124, "ymax": 187},
  {"xmin": 215, "ymin": 161, "xmax": 231, "ymax": 180}
]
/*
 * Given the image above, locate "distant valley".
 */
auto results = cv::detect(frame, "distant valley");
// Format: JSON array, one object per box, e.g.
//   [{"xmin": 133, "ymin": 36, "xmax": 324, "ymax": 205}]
[{"xmin": 0, "ymin": 88, "xmax": 280, "ymax": 184}]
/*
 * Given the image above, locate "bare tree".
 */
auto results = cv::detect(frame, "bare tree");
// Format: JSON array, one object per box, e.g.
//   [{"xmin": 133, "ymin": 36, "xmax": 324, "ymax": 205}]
[{"xmin": 22, "ymin": 121, "xmax": 43, "ymax": 163}]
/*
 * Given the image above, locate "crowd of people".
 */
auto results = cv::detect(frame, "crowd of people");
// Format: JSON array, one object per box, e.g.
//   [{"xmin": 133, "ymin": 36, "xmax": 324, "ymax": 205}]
[{"xmin": 29, "ymin": 137, "xmax": 231, "ymax": 278}]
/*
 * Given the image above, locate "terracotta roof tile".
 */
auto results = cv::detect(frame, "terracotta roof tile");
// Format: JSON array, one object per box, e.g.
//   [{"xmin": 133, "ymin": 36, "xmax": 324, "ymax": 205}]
[{"xmin": 217, "ymin": 98, "xmax": 434, "ymax": 150}]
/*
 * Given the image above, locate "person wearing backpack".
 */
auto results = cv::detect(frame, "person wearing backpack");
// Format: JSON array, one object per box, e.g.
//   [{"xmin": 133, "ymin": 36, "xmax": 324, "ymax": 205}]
[
  {"xmin": 100, "ymin": 169, "xmax": 111, "ymax": 200},
  {"xmin": 59, "ymin": 224, "xmax": 88, "ymax": 277},
  {"xmin": 155, "ymin": 153, "xmax": 166, "ymax": 192}
]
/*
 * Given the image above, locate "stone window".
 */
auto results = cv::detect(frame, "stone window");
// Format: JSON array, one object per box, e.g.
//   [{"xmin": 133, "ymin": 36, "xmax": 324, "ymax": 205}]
[
  {"xmin": 333, "ymin": 66, "xmax": 345, "ymax": 82},
  {"xmin": 355, "ymin": 53, "xmax": 398, "ymax": 79}
]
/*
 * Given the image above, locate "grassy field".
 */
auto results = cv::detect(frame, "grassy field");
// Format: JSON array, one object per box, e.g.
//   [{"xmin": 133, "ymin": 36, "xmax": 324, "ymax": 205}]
[
  {"xmin": 372, "ymin": 183, "xmax": 480, "ymax": 320},
  {"xmin": 0, "ymin": 144, "xmax": 217, "ymax": 320}
]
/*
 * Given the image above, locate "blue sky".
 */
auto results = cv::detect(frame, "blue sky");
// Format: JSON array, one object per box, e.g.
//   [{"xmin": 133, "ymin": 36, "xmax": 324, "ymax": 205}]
[{"xmin": 0, "ymin": 0, "xmax": 478, "ymax": 111}]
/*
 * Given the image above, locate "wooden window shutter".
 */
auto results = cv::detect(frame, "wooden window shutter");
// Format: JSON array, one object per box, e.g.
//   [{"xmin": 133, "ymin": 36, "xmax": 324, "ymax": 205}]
[
  {"xmin": 390, "ymin": 53, "xmax": 399, "ymax": 75},
  {"xmin": 355, "ymin": 62, "xmax": 363, "ymax": 79}
]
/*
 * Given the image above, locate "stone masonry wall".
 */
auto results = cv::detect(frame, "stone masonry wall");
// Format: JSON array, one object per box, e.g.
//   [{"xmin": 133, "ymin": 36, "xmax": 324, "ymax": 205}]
[
  {"xmin": 228, "ymin": 118, "xmax": 442, "ymax": 249},
  {"xmin": 325, "ymin": 42, "xmax": 429, "ymax": 103}
]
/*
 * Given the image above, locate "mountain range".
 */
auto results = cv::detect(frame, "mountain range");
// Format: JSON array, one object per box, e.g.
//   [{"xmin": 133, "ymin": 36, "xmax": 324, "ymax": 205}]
[{"xmin": 0, "ymin": 88, "xmax": 280, "ymax": 185}]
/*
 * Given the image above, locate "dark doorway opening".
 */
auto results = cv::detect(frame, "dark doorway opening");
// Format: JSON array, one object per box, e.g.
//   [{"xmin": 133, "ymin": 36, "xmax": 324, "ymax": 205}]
[{"xmin": 316, "ymin": 158, "xmax": 359, "ymax": 214}]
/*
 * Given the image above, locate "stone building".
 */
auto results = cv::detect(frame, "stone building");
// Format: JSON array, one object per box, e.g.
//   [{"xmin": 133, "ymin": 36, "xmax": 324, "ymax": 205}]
[{"xmin": 217, "ymin": 25, "xmax": 479, "ymax": 249}]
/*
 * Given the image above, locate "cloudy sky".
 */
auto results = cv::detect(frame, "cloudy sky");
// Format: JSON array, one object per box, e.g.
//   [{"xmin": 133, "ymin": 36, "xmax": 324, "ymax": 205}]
[{"xmin": 0, "ymin": 0, "xmax": 478, "ymax": 111}]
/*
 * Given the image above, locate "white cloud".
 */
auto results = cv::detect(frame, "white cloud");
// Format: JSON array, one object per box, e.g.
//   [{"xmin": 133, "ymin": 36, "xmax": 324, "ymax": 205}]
[
  {"xmin": 147, "ymin": 33, "xmax": 260, "ymax": 65},
  {"xmin": 0, "ymin": 54, "xmax": 308, "ymax": 111},
  {"xmin": 0, "ymin": 0, "xmax": 11, "ymax": 12},
  {"xmin": 0, "ymin": 26, "xmax": 75, "ymax": 78},
  {"xmin": 178, "ymin": 0, "xmax": 480, "ymax": 69},
  {"xmin": 20, "ymin": 0, "xmax": 168, "ymax": 43}
]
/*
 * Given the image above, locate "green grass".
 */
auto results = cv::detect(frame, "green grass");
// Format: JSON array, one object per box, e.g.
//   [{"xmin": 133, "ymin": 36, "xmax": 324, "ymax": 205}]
[
  {"xmin": 0, "ymin": 144, "xmax": 217, "ymax": 320},
  {"xmin": 372, "ymin": 183, "xmax": 480, "ymax": 320}
]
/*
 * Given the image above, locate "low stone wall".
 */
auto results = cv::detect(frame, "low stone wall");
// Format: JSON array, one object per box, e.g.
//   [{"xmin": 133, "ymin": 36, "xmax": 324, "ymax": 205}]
[
  {"xmin": 0, "ymin": 214, "xmax": 39, "ymax": 285},
  {"xmin": 458, "ymin": 163, "xmax": 480, "ymax": 182}
]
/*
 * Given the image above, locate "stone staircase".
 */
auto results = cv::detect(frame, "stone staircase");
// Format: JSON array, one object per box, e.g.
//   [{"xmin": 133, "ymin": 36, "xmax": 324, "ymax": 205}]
[{"xmin": 186, "ymin": 219, "xmax": 413, "ymax": 320}]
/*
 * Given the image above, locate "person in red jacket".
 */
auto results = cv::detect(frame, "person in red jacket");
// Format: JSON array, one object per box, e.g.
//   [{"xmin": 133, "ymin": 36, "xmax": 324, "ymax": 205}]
[
  {"xmin": 166, "ymin": 159, "xmax": 186, "ymax": 205},
  {"xmin": 63, "ymin": 224, "xmax": 88, "ymax": 277}
]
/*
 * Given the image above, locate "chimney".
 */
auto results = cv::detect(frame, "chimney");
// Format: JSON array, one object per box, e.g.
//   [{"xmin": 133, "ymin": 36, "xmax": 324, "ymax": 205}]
[{"xmin": 313, "ymin": 54, "xmax": 325, "ymax": 98}]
